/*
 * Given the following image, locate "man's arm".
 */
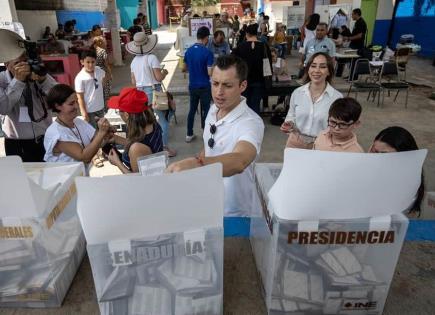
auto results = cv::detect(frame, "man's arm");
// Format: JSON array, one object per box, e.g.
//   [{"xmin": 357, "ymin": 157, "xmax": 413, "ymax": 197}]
[
  {"xmin": 0, "ymin": 63, "xmax": 31, "ymax": 115},
  {"xmin": 131, "ymin": 72, "xmax": 136, "ymax": 86},
  {"xmin": 167, "ymin": 140, "xmax": 257, "ymax": 177}
]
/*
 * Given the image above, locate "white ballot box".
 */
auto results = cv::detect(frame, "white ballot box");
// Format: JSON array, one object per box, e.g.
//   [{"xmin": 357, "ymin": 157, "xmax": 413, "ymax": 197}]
[
  {"xmin": 251, "ymin": 149, "xmax": 427, "ymax": 315},
  {"xmin": 0, "ymin": 157, "xmax": 85, "ymax": 307},
  {"xmin": 76, "ymin": 164, "xmax": 224, "ymax": 315}
]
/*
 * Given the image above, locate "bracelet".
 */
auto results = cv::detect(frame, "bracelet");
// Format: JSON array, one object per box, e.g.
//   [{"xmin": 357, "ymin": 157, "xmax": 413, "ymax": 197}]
[{"xmin": 195, "ymin": 155, "xmax": 205, "ymax": 166}]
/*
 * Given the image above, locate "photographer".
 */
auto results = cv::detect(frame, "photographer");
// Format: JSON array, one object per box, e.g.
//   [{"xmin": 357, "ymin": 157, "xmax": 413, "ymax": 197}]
[{"xmin": 0, "ymin": 51, "xmax": 57, "ymax": 162}]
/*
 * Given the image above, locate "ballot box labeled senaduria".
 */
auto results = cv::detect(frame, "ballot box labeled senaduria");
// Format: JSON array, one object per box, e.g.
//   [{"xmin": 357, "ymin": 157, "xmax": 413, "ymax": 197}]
[
  {"xmin": 76, "ymin": 164, "xmax": 224, "ymax": 315},
  {"xmin": 251, "ymin": 149, "xmax": 427, "ymax": 315},
  {"xmin": 0, "ymin": 157, "xmax": 86, "ymax": 307}
]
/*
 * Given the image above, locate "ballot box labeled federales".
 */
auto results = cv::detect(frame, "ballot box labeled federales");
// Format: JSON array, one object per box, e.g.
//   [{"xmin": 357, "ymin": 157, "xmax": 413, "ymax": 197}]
[
  {"xmin": 0, "ymin": 157, "xmax": 85, "ymax": 308},
  {"xmin": 251, "ymin": 149, "xmax": 427, "ymax": 315},
  {"xmin": 76, "ymin": 164, "xmax": 224, "ymax": 315}
]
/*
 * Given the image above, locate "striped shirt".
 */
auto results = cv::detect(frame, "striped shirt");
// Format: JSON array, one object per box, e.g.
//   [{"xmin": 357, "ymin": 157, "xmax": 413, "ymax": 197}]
[{"xmin": 122, "ymin": 123, "xmax": 163, "ymax": 170}]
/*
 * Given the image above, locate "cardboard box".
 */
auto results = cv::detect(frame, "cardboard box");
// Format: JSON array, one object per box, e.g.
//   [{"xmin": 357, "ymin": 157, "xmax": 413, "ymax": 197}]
[
  {"xmin": 251, "ymin": 149, "xmax": 427, "ymax": 315},
  {"xmin": 76, "ymin": 164, "xmax": 224, "ymax": 315},
  {"xmin": 0, "ymin": 157, "xmax": 85, "ymax": 307}
]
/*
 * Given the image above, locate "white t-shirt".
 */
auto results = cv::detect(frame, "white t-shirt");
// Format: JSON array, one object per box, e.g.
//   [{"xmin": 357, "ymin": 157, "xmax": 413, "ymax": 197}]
[
  {"xmin": 303, "ymin": 27, "xmax": 316, "ymax": 48},
  {"xmin": 130, "ymin": 54, "xmax": 161, "ymax": 87},
  {"xmin": 57, "ymin": 39, "xmax": 73, "ymax": 55},
  {"xmin": 44, "ymin": 118, "xmax": 95, "ymax": 163},
  {"xmin": 74, "ymin": 66, "xmax": 105, "ymax": 113},
  {"xmin": 204, "ymin": 97, "xmax": 265, "ymax": 217},
  {"xmin": 285, "ymin": 83, "xmax": 343, "ymax": 137}
]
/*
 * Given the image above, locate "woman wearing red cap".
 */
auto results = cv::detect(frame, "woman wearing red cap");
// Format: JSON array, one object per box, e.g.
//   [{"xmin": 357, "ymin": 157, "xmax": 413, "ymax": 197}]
[{"xmin": 107, "ymin": 87, "xmax": 163, "ymax": 173}]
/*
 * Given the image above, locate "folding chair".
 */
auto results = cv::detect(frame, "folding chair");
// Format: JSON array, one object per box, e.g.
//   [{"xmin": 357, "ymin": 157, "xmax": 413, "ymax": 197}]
[
  {"xmin": 394, "ymin": 47, "xmax": 411, "ymax": 81},
  {"xmin": 379, "ymin": 61, "xmax": 409, "ymax": 108},
  {"xmin": 347, "ymin": 59, "xmax": 381, "ymax": 106}
]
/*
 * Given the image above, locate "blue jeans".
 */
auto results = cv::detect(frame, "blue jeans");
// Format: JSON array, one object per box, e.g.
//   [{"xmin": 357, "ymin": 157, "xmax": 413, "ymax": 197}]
[
  {"xmin": 187, "ymin": 87, "xmax": 211, "ymax": 136},
  {"xmin": 242, "ymin": 82, "xmax": 264, "ymax": 115},
  {"xmin": 274, "ymin": 43, "xmax": 287, "ymax": 58},
  {"xmin": 138, "ymin": 85, "xmax": 172, "ymax": 146}
]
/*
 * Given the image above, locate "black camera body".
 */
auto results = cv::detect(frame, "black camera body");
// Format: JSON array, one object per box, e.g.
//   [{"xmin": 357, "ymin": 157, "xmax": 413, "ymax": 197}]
[{"xmin": 24, "ymin": 41, "xmax": 47, "ymax": 77}]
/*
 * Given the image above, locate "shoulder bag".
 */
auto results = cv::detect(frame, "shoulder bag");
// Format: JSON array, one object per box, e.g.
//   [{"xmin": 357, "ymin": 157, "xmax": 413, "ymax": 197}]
[
  {"xmin": 262, "ymin": 42, "xmax": 273, "ymax": 89},
  {"xmin": 147, "ymin": 55, "xmax": 171, "ymax": 111}
]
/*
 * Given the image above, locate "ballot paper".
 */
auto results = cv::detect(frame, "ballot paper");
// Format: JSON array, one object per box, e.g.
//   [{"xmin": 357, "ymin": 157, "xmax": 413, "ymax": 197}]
[
  {"xmin": 320, "ymin": 247, "xmax": 362, "ymax": 276},
  {"xmin": 100, "ymin": 267, "xmax": 136, "ymax": 302},
  {"xmin": 173, "ymin": 256, "xmax": 213, "ymax": 282},
  {"xmin": 128, "ymin": 286, "xmax": 171, "ymax": 315},
  {"xmin": 283, "ymin": 270, "xmax": 323, "ymax": 304}
]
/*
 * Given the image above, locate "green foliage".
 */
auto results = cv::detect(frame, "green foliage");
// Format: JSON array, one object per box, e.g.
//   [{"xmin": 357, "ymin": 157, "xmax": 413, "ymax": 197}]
[{"xmin": 191, "ymin": 0, "xmax": 220, "ymax": 7}]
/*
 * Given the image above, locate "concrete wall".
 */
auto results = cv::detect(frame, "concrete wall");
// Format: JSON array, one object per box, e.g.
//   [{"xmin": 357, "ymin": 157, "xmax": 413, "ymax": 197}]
[
  {"xmin": 372, "ymin": 0, "xmax": 393, "ymax": 46},
  {"xmin": 14, "ymin": 0, "xmax": 107, "ymax": 11},
  {"xmin": 16, "ymin": 10, "xmax": 58, "ymax": 41},
  {"xmin": 0, "ymin": 0, "xmax": 18, "ymax": 22}
]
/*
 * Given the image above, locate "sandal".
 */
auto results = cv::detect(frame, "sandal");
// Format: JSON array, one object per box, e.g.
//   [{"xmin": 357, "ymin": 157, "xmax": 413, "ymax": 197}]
[{"xmin": 164, "ymin": 146, "xmax": 177, "ymax": 158}]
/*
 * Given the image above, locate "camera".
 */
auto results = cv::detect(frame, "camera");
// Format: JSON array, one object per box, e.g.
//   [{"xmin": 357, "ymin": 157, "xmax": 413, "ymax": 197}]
[{"xmin": 24, "ymin": 41, "xmax": 47, "ymax": 77}]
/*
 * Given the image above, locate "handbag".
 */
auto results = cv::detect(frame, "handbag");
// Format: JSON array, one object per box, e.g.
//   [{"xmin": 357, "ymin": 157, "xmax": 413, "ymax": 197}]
[
  {"xmin": 262, "ymin": 43, "xmax": 273, "ymax": 89},
  {"xmin": 152, "ymin": 84, "xmax": 170, "ymax": 111},
  {"xmin": 147, "ymin": 55, "xmax": 170, "ymax": 111}
]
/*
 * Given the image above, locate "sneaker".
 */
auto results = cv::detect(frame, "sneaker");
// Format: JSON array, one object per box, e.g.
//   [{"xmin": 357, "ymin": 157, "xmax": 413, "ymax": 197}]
[{"xmin": 185, "ymin": 134, "xmax": 196, "ymax": 143}]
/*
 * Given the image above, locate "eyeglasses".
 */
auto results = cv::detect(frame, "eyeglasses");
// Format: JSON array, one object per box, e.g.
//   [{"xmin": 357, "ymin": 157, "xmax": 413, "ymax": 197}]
[
  {"xmin": 328, "ymin": 119, "xmax": 354, "ymax": 129},
  {"xmin": 94, "ymin": 78, "xmax": 99, "ymax": 89},
  {"xmin": 208, "ymin": 124, "xmax": 217, "ymax": 148}
]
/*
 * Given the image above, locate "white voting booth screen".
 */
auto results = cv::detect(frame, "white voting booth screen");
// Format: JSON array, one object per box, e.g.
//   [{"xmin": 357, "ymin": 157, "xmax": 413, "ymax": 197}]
[
  {"xmin": 76, "ymin": 164, "xmax": 224, "ymax": 315},
  {"xmin": 269, "ymin": 149, "xmax": 427, "ymax": 221},
  {"xmin": 0, "ymin": 157, "xmax": 86, "ymax": 307}
]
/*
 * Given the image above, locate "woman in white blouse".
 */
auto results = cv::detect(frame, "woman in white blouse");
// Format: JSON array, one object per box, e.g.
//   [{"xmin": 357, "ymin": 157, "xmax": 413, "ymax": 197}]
[
  {"xmin": 44, "ymin": 84, "xmax": 111, "ymax": 164},
  {"xmin": 281, "ymin": 52, "xmax": 343, "ymax": 148}
]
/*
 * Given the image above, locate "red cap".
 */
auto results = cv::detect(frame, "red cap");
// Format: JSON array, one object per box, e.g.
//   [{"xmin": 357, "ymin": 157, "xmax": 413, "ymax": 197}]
[{"xmin": 108, "ymin": 87, "xmax": 149, "ymax": 113}]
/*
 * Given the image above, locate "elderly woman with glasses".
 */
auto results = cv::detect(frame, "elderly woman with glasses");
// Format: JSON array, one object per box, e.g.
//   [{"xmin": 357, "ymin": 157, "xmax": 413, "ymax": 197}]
[{"xmin": 281, "ymin": 52, "xmax": 343, "ymax": 149}]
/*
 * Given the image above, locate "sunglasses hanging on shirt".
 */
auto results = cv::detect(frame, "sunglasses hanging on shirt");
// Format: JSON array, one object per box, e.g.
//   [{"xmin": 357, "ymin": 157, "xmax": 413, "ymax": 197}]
[
  {"xmin": 208, "ymin": 124, "xmax": 217, "ymax": 149},
  {"xmin": 94, "ymin": 78, "xmax": 99, "ymax": 89}
]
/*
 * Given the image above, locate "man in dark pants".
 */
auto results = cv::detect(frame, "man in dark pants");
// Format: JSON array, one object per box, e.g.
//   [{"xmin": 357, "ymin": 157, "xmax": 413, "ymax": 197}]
[
  {"xmin": 0, "ymin": 31, "xmax": 57, "ymax": 162},
  {"xmin": 183, "ymin": 26, "xmax": 214, "ymax": 143},
  {"xmin": 336, "ymin": 8, "xmax": 367, "ymax": 78}
]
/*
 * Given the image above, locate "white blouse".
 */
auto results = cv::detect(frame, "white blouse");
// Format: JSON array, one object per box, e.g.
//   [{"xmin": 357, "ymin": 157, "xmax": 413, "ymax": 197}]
[
  {"xmin": 44, "ymin": 118, "xmax": 96, "ymax": 163},
  {"xmin": 285, "ymin": 83, "xmax": 343, "ymax": 137}
]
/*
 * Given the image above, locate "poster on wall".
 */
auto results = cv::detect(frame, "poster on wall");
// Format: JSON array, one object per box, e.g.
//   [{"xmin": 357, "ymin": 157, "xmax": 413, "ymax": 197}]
[
  {"xmin": 286, "ymin": 6, "xmax": 305, "ymax": 30},
  {"xmin": 189, "ymin": 17, "xmax": 215, "ymax": 37}
]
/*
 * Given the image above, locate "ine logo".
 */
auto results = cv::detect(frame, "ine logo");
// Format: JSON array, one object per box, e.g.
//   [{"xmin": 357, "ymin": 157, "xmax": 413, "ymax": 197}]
[{"xmin": 343, "ymin": 300, "xmax": 377, "ymax": 311}]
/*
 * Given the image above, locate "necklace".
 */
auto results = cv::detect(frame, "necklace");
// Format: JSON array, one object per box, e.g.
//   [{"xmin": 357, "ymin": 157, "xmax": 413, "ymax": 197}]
[
  {"xmin": 309, "ymin": 83, "xmax": 326, "ymax": 103},
  {"xmin": 56, "ymin": 117, "xmax": 85, "ymax": 148}
]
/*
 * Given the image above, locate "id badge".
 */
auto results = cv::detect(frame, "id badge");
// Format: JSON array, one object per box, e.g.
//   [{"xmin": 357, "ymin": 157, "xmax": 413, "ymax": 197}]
[{"xmin": 19, "ymin": 106, "xmax": 32, "ymax": 123}]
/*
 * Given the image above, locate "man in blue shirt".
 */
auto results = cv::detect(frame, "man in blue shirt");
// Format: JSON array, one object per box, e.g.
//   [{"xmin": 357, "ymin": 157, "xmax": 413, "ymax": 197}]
[
  {"xmin": 183, "ymin": 26, "xmax": 214, "ymax": 142},
  {"xmin": 207, "ymin": 30, "xmax": 231, "ymax": 58}
]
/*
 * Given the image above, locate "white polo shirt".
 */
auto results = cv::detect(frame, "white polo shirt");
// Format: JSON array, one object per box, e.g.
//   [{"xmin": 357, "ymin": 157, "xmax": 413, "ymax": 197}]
[
  {"xmin": 74, "ymin": 66, "xmax": 105, "ymax": 113},
  {"xmin": 285, "ymin": 83, "xmax": 343, "ymax": 137},
  {"xmin": 204, "ymin": 97, "xmax": 265, "ymax": 217}
]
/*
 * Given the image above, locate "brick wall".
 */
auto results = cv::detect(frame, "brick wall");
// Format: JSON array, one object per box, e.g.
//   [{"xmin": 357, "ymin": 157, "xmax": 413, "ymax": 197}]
[{"xmin": 14, "ymin": 0, "xmax": 108, "ymax": 11}]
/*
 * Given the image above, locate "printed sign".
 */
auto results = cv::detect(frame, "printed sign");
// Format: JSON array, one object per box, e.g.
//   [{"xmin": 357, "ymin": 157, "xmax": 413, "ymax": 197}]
[
  {"xmin": 286, "ymin": 7, "xmax": 305, "ymax": 29},
  {"xmin": 189, "ymin": 17, "xmax": 215, "ymax": 37}
]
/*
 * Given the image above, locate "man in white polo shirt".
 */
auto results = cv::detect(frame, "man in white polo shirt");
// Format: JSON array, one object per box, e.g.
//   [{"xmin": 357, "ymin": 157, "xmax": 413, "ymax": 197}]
[{"xmin": 167, "ymin": 55, "xmax": 265, "ymax": 217}]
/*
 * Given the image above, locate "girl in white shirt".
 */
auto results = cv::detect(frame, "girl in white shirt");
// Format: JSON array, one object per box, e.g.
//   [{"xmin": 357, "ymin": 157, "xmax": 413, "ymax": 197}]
[
  {"xmin": 44, "ymin": 84, "xmax": 111, "ymax": 164},
  {"xmin": 281, "ymin": 52, "xmax": 343, "ymax": 149}
]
